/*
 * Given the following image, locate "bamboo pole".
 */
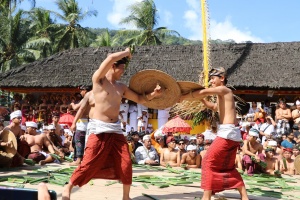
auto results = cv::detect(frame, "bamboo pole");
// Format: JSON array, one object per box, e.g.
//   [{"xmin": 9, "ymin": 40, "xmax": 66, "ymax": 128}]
[{"xmin": 201, "ymin": 0, "xmax": 209, "ymax": 88}]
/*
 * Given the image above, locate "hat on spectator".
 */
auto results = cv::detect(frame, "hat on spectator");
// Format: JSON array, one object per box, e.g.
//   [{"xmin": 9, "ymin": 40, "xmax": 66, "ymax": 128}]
[
  {"xmin": 166, "ymin": 136, "xmax": 175, "ymax": 144},
  {"xmin": 283, "ymin": 148, "xmax": 293, "ymax": 153},
  {"xmin": 10, "ymin": 110, "xmax": 22, "ymax": 120},
  {"xmin": 187, "ymin": 145, "xmax": 197, "ymax": 151},
  {"xmin": 154, "ymin": 129, "xmax": 163, "ymax": 138},
  {"xmin": 196, "ymin": 134, "xmax": 204, "ymax": 139},
  {"xmin": 268, "ymin": 140, "xmax": 277, "ymax": 146},
  {"xmin": 47, "ymin": 124, "xmax": 55, "ymax": 130},
  {"xmin": 142, "ymin": 109, "xmax": 148, "ymax": 112},
  {"xmin": 249, "ymin": 128, "xmax": 259, "ymax": 137},
  {"xmin": 143, "ymin": 135, "xmax": 151, "ymax": 141},
  {"xmin": 296, "ymin": 100, "xmax": 300, "ymax": 106},
  {"xmin": 189, "ymin": 136, "xmax": 197, "ymax": 141},
  {"xmin": 21, "ymin": 125, "xmax": 26, "ymax": 131},
  {"xmin": 42, "ymin": 125, "xmax": 48, "ymax": 130},
  {"xmin": 64, "ymin": 129, "xmax": 73, "ymax": 136},
  {"xmin": 25, "ymin": 121, "xmax": 37, "ymax": 128}
]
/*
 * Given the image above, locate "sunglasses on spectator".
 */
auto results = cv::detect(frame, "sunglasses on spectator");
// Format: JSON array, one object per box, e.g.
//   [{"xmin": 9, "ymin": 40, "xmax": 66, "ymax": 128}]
[{"xmin": 179, "ymin": 142, "xmax": 185, "ymax": 145}]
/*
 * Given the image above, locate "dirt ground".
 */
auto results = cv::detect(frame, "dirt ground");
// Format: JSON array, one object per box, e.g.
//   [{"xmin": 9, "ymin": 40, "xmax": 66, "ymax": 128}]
[{"xmin": 0, "ymin": 163, "xmax": 299, "ymax": 200}]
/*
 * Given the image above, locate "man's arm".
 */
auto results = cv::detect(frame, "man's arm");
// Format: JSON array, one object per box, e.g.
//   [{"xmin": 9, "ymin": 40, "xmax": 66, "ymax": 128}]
[
  {"xmin": 181, "ymin": 86, "xmax": 229, "ymax": 102},
  {"xmin": 70, "ymin": 94, "xmax": 89, "ymax": 132},
  {"xmin": 123, "ymin": 84, "xmax": 162, "ymax": 105},
  {"xmin": 43, "ymin": 135, "xmax": 55, "ymax": 154},
  {"xmin": 200, "ymin": 99, "xmax": 218, "ymax": 111},
  {"xmin": 92, "ymin": 48, "xmax": 131, "ymax": 84},
  {"xmin": 160, "ymin": 149, "xmax": 166, "ymax": 167},
  {"xmin": 282, "ymin": 109, "xmax": 292, "ymax": 120},
  {"xmin": 180, "ymin": 153, "xmax": 187, "ymax": 164},
  {"xmin": 70, "ymin": 101, "xmax": 82, "ymax": 111},
  {"xmin": 188, "ymin": 154, "xmax": 201, "ymax": 168}
]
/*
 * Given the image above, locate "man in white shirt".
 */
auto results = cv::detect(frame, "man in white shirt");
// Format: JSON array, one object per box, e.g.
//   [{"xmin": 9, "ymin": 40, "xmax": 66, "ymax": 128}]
[
  {"xmin": 121, "ymin": 121, "xmax": 131, "ymax": 137},
  {"xmin": 135, "ymin": 135, "xmax": 159, "ymax": 165},
  {"xmin": 119, "ymin": 98, "xmax": 129, "ymax": 123},
  {"xmin": 259, "ymin": 116, "xmax": 276, "ymax": 144},
  {"xmin": 158, "ymin": 107, "xmax": 171, "ymax": 128},
  {"xmin": 137, "ymin": 109, "xmax": 148, "ymax": 132},
  {"xmin": 128, "ymin": 103, "xmax": 138, "ymax": 131}
]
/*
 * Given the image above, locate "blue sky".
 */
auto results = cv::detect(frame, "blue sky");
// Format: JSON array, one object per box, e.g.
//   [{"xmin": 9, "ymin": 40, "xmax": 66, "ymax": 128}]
[{"xmin": 21, "ymin": 0, "xmax": 300, "ymax": 43}]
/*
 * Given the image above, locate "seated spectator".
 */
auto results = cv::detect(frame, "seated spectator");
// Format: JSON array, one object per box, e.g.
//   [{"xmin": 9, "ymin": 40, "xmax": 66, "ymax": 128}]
[
  {"xmin": 135, "ymin": 135, "xmax": 159, "ymax": 165},
  {"xmin": 259, "ymin": 115, "xmax": 276, "ymax": 144},
  {"xmin": 242, "ymin": 128, "xmax": 264, "ymax": 175},
  {"xmin": 292, "ymin": 144, "xmax": 300, "ymax": 159},
  {"xmin": 131, "ymin": 131, "xmax": 142, "ymax": 153},
  {"xmin": 46, "ymin": 125, "xmax": 67, "ymax": 158},
  {"xmin": 264, "ymin": 147, "xmax": 279, "ymax": 175},
  {"xmin": 279, "ymin": 148, "xmax": 295, "ymax": 175},
  {"xmin": 235, "ymin": 149, "xmax": 243, "ymax": 171},
  {"xmin": 180, "ymin": 145, "xmax": 200, "ymax": 169},
  {"xmin": 196, "ymin": 134, "xmax": 205, "ymax": 153},
  {"xmin": 25, "ymin": 122, "xmax": 56, "ymax": 165},
  {"xmin": 150, "ymin": 129, "xmax": 166, "ymax": 157},
  {"xmin": 281, "ymin": 132, "xmax": 296, "ymax": 149},
  {"xmin": 240, "ymin": 122, "xmax": 251, "ymax": 140},
  {"xmin": 160, "ymin": 136, "xmax": 180, "ymax": 167},
  {"xmin": 267, "ymin": 140, "xmax": 282, "ymax": 160},
  {"xmin": 177, "ymin": 139, "xmax": 186, "ymax": 159},
  {"xmin": 291, "ymin": 100, "xmax": 300, "ymax": 124}
]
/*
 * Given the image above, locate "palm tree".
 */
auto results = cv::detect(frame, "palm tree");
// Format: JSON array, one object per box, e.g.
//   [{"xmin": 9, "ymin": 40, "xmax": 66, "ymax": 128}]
[
  {"xmin": 0, "ymin": 8, "xmax": 35, "ymax": 72},
  {"xmin": 50, "ymin": 0, "xmax": 98, "ymax": 52},
  {"xmin": 25, "ymin": 8, "xmax": 54, "ymax": 59},
  {"xmin": 119, "ymin": 0, "xmax": 179, "ymax": 46},
  {"xmin": 90, "ymin": 29, "xmax": 119, "ymax": 47},
  {"xmin": 0, "ymin": 0, "xmax": 35, "ymax": 10}
]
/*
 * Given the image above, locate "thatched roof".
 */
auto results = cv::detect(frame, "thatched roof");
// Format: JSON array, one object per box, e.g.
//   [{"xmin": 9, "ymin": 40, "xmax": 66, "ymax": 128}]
[{"xmin": 1, "ymin": 42, "xmax": 300, "ymax": 92}]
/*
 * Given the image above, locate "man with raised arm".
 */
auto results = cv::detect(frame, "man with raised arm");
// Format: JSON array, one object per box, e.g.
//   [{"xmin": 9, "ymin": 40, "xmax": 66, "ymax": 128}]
[
  {"xmin": 180, "ymin": 67, "xmax": 248, "ymax": 200},
  {"xmin": 63, "ymin": 48, "xmax": 162, "ymax": 200}
]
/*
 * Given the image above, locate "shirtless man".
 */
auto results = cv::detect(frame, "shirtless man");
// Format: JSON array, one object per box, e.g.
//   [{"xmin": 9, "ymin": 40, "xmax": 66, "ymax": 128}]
[
  {"xmin": 275, "ymin": 98, "xmax": 292, "ymax": 134},
  {"xmin": 0, "ymin": 110, "xmax": 26, "ymax": 167},
  {"xmin": 291, "ymin": 100, "xmax": 300, "ymax": 124},
  {"xmin": 69, "ymin": 90, "xmax": 94, "ymax": 166},
  {"xmin": 279, "ymin": 148, "xmax": 295, "ymax": 175},
  {"xmin": 160, "ymin": 136, "xmax": 180, "ymax": 167},
  {"xmin": 264, "ymin": 148, "xmax": 279, "ymax": 175},
  {"xmin": 180, "ymin": 67, "xmax": 248, "ymax": 200},
  {"xmin": 51, "ymin": 113, "xmax": 62, "ymax": 136},
  {"xmin": 180, "ymin": 145, "xmax": 201, "ymax": 168},
  {"xmin": 63, "ymin": 48, "xmax": 162, "ymax": 200},
  {"xmin": 25, "ymin": 121, "xmax": 56, "ymax": 165},
  {"xmin": 242, "ymin": 128, "xmax": 264, "ymax": 175}
]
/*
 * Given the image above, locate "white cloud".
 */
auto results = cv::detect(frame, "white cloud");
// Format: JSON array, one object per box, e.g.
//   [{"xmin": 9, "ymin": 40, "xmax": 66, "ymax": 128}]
[
  {"xmin": 210, "ymin": 18, "xmax": 264, "ymax": 43},
  {"xmin": 162, "ymin": 10, "xmax": 173, "ymax": 26},
  {"xmin": 183, "ymin": 0, "xmax": 264, "ymax": 43},
  {"xmin": 107, "ymin": 0, "xmax": 142, "ymax": 29}
]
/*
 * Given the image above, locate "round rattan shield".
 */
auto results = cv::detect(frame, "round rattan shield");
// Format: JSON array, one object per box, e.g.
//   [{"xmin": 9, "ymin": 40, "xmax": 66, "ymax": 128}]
[
  {"xmin": 295, "ymin": 155, "xmax": 300, "ymax": 174},
  {"xmin": 177, "ymin": 81, "xmax": 204, "ymax": 95},
  {"xmin": 0, "ymin": 129, "xmax": 17, "ymax": 157},
  {"xmin": 129, "ymin": 70, "xmax": 181, "ymax": 109}
]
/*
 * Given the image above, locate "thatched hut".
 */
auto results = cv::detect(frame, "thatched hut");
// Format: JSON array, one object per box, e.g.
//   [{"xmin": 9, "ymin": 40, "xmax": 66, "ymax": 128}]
[{"xmin": 0, "ymin": 42, "xmax": 300, "ymax": 102}]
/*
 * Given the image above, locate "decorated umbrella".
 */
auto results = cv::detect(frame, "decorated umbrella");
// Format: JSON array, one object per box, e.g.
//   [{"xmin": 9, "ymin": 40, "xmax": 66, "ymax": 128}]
[
  {"xmin": 162, "ymin": 116, "xmax": 192, "ymax": 134},
  {"xmin": 58, "ymin": 113, "xmax": 74, "ymax": 127}
]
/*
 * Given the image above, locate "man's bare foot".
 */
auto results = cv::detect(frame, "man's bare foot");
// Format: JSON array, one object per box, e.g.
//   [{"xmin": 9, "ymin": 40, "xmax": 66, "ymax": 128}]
[
  {"xmin": 39, "ymin": 160, "xmax": 46, "ymax": 165},
  {"xmin": 62, "ymin": 184, "xmax": 72, "ymax": 200}
]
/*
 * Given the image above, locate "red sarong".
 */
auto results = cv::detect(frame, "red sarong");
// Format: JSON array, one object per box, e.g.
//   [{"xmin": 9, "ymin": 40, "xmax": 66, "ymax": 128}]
[
  {"xmin": 201, "ymin": 136, "xmax": 245, "ymax": 194},
  {"xmin": 70, "ymin": 133, "xmax": 132, "ymax": 187}
]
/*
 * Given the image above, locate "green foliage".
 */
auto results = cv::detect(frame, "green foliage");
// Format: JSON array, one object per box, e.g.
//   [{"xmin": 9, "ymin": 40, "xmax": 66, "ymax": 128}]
[{"xmin": 191, "ymin": 108, "xmax": 219, "ymax": 127}]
